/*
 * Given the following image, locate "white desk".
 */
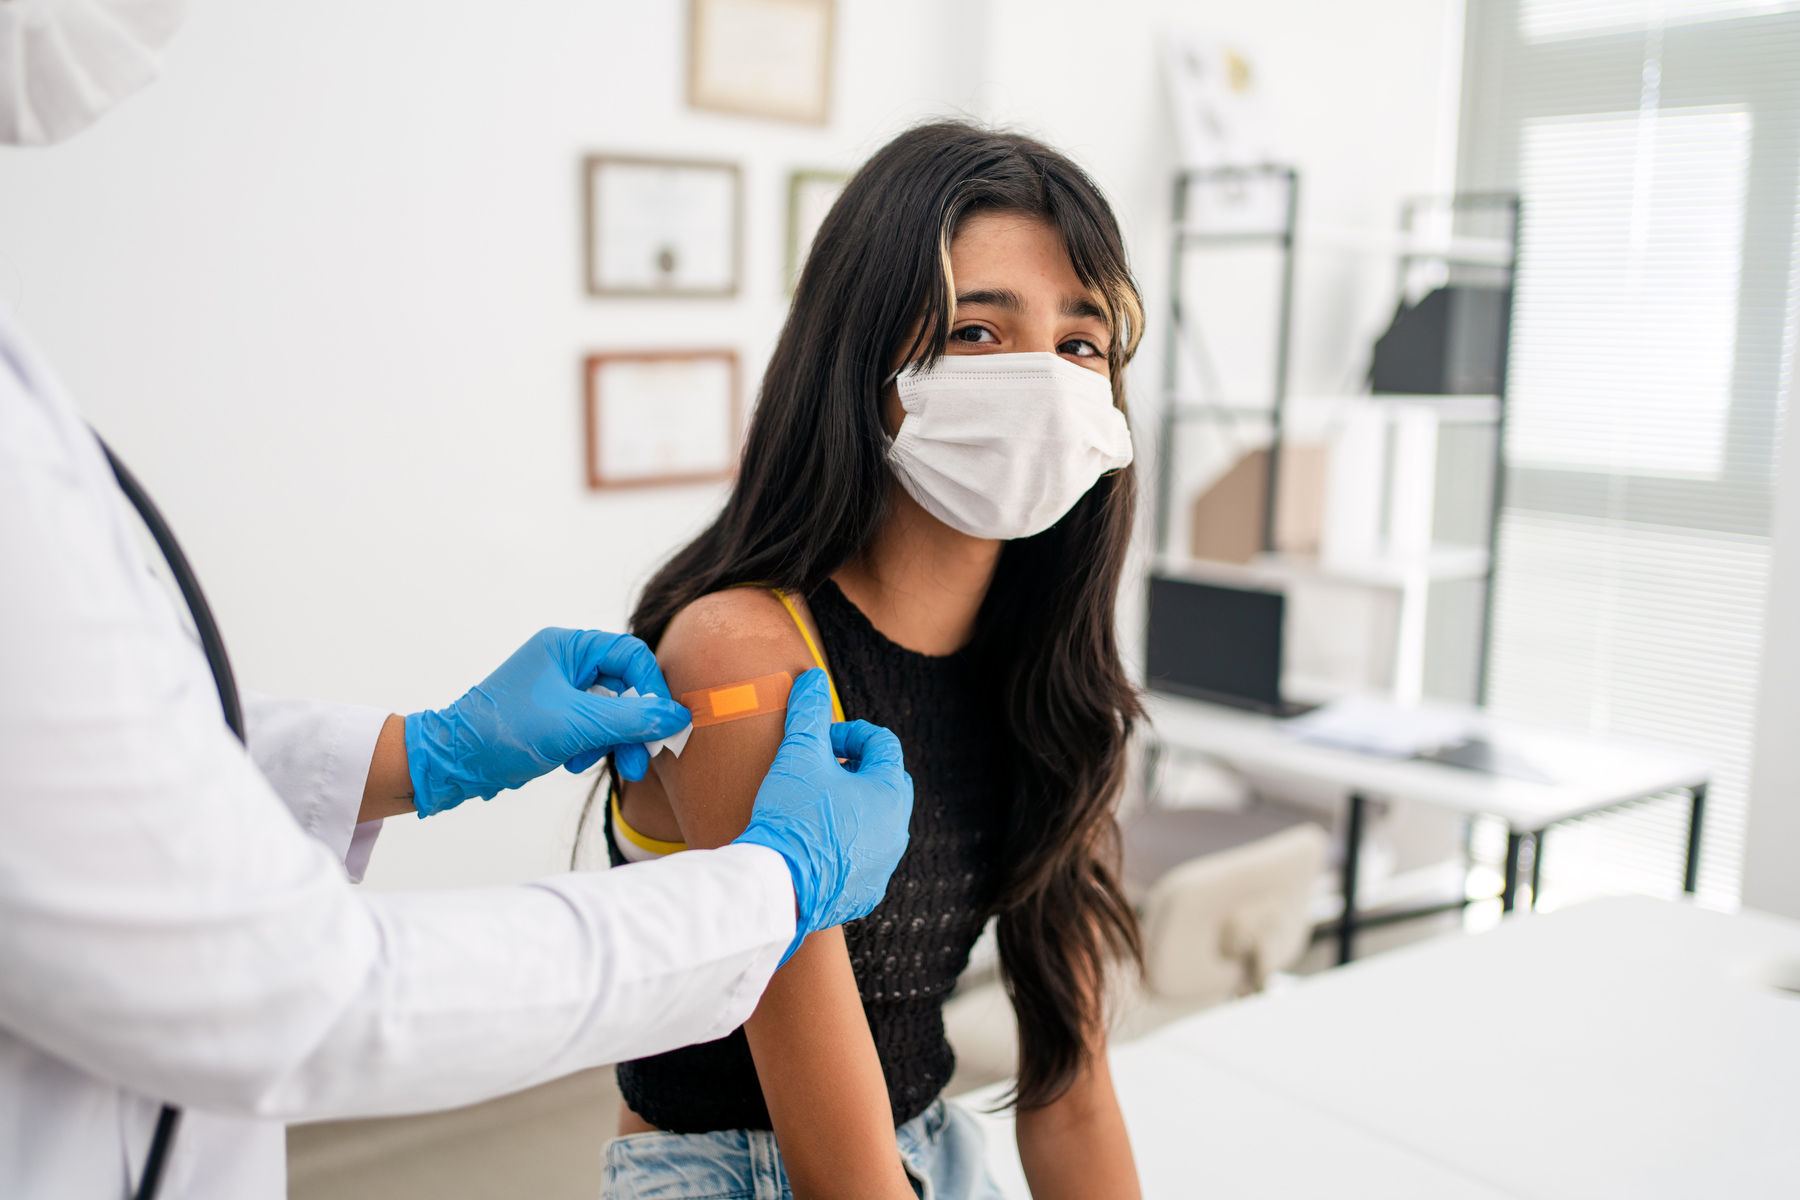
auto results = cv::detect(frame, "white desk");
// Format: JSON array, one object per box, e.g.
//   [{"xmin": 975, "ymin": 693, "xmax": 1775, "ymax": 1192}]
[
  {"xmin": 1143, "ymin": 692, "xmax": 1711, "ymax": 961},
  {"xmin": 960, "ymin": 898, "xmax": 1800, "ymax": 1198}
]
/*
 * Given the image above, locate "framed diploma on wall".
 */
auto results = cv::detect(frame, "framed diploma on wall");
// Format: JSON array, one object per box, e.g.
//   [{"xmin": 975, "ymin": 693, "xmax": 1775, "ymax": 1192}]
[
  {"xmin": 584, "ymin": 350, "xmax": 741, "ymax": 489},
  {"xmin": 584, "ymin": 155, "xmax": 742, "ymax": 298},
  {"xmin": 688, "ymin": 0, "xmax": 834, "ymax": 125},
  {"xmin": 786, "ymin": 168, "xmax": 848, "ymax": 293}
]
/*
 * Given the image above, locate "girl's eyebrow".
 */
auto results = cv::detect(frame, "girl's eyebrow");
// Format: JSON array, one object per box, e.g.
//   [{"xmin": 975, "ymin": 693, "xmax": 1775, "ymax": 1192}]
[
  {"xmin": 955, "ymin": 287, "xmax": 1024, "ymax": 311},
  {"xmin": 1063, "ymin": 295, "xmax": 1108, "ymax": 321},
  {"xmin": 955, "ymin": 288, "xmax": 1110, "ymax": 324}
]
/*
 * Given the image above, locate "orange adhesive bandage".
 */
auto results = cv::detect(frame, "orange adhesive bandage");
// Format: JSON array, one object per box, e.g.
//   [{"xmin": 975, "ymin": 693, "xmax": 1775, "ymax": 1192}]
[{"xmin": 679, "ymin": 671, "xmax": 795, "ymax": 728}]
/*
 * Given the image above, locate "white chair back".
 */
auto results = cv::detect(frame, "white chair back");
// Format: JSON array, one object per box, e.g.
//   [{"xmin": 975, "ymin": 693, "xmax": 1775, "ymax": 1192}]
[{"xmin": 1141, "ymin": 823, "xmax": 1328, "ymax": 1005}]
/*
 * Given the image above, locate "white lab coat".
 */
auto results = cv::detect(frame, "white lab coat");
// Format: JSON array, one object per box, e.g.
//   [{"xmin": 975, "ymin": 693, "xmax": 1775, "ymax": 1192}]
[{"xmin": 0, "ymin": 314, "xmax": 796, "ymax": 1199}]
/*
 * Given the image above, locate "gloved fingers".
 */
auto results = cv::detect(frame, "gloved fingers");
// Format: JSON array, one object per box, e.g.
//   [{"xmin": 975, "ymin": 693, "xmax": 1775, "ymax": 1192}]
[
  {"xmin": 541, "ymin": 627, "xmax": 656, "ymax": 695},
  {"xmin": 778, "ymin": 669, "xmax": 834, "ymax": 757},
  {"xmin": 561, "ymin": 742, "xmax": 654, "ymax": 779},
  {"xmin": 565, "ymin": 628, "xmax": 675, "ymax": 699},
  {"xmin": 571, "ymin": 691, "xmax": 693, "ymax": 743},
  {"xmin": 614, "ymin": 646, "xmax": 676, "ymax": 701},
  {"xmin": 563, "ymin": 746, "xmax": 606, "ymax": 775},
  {"xmin": 829, "ymin": 719, "xmax": 904, "ymax": 776},
  {"xmin": 614, "ymin": 741, "xmax": 651, "ymax": 782}
]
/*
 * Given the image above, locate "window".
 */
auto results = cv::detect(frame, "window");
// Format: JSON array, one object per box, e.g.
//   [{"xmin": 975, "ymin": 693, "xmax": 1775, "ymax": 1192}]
[{"xmin": 1461, "ymin": 0, "xmax": 1800, "ymax": 905}]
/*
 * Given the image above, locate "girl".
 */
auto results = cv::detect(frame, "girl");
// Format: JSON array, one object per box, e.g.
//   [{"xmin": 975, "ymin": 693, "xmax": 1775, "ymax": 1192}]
[{"xmin": 595, "ymin": 122, "xmax": 1145, "ymax": 1200}]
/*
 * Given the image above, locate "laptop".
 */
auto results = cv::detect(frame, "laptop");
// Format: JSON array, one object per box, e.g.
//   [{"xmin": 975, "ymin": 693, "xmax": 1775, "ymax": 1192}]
[{"xmin": 1145, "ymin": 574, "xmax": 1317, "ymax": 717}]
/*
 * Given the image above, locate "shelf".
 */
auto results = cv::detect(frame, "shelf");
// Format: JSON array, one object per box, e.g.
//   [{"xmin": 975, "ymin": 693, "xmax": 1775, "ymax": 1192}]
[
  {"xmin": 1268, "ymin": 549, "xmax": 1491, "ymax": 587},
  {"xmin": 1174, "ymin": 228, "xmax": 1291, "ymax": 245},
  {"xmin": 1287, "ymin": 394, "xmax": 1502, "ymax": 426},
  {"xmin": 1164, "ymin": 402, "xmax": 1279, "ymax": 422},
  {"xmin": 1166, "ymin": 395, "xmax": 1498, "ymax": 423},
  {"xmin": 1164, "ymin": 395, "xmax": 1500, "ymax": 435},
  {"xmin": 1297, "ymin": 224, "xmax": 1515, "ymax": 266},
  {"xmin": 1171, "ymin": 225, "xmax": 1514, "ymax": 266},
  {"xmin": 1155, "ymin": 547, "xmax": 1492, "ymax": 591}
]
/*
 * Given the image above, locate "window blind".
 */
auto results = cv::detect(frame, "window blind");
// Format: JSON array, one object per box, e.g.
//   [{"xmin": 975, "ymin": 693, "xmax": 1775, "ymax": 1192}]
[
  {"xmin": 1521, "ymin": 0, "xmax": 1800, "ymax": 42},
  {"xmin": 1508, "ymin": 106, "xmax": 1750, "ymax": 478},
  {"xmin": 1461, "ymin": 0, "xmax": 1800, "ymax": 905}
]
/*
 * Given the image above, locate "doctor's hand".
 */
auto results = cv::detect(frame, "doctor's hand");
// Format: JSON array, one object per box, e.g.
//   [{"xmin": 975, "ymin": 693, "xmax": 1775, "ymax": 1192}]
[
  {"xmin": 403, "ymin": 628, "xmax": 691, "ymax": 817},
  {"xmin": 733, "ymin": 669, "xmax": 914, "ymax": 963}
]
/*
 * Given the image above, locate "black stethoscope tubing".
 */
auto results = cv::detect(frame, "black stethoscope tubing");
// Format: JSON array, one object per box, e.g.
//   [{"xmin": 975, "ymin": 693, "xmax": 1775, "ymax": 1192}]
[{"xmin": 98, "ymin": 436, "xmax": 244, "ymax": 1200}]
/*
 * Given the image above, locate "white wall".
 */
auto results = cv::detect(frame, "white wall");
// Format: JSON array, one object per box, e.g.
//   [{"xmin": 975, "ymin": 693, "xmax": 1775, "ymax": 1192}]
[{"xmin": 0, "ymin": 0, "xmax": 1458, "ymax": 890}]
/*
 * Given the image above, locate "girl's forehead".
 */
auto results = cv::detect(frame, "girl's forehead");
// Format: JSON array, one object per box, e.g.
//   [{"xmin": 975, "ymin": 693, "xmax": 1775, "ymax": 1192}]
[{"xmin": 950, "ymin": 211, "xmax": 1064, "ymax": 257}]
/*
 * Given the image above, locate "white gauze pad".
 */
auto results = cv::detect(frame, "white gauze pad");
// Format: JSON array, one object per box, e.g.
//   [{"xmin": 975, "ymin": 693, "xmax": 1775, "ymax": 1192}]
[{"xmin": 586, "ymin": 685, "xmax": 694, "ymax": 759}]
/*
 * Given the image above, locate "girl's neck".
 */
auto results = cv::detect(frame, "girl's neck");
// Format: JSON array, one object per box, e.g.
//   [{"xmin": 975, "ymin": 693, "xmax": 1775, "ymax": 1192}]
[{"xmin": 831, "ymin": 485, "xmax": 1002, "ymax": 657}]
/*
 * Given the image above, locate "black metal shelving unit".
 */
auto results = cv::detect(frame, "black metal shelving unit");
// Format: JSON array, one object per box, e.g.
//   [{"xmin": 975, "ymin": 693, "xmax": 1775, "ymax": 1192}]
[
  {"xmin": 1154, "ymin": 164, "xmax": 1300, "ymax": 560},
  {"xmin": 1153, "ymin": 178, "xmax": 1521, "ymax": 706}
]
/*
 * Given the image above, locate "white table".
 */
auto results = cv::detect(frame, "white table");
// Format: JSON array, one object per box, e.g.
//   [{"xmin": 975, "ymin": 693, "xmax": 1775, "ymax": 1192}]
[
  {"xmin": 1143, "ymin": 691, "xmax": 1711, "ymax": 961},
  {"xmin": 960, "ymin": 897, "xmax": 1800, "ymax": 1198}
]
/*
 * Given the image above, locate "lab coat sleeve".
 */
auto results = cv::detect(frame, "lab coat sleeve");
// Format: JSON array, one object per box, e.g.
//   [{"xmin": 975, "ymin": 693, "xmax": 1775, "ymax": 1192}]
[
  {"xmin": 243, "ymin": 691, "xmax": 388, "ymax": 879},
  {"xmin": 0, "ymin": 321, "xmax": 797, "ymax": 1125}
]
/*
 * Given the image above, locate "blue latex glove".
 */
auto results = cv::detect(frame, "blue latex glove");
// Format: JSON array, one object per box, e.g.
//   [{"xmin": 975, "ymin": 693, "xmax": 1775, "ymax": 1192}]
[
  {"xmin": 734, "ymin": 669, "xmax": 914, "ymax": 963},
  {"xmin": 404, "ymin": 628, "xmax": 691, "ymax": 817}
]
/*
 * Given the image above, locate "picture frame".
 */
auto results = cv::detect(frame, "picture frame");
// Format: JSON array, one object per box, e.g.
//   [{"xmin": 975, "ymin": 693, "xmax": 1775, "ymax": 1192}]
[
  {"xmin": 785, "ymin": 168, "xmax": 848, "ymax": 294},
  {"xmin": 583, "ymin": 350, "xmax": 742, "ymax": 489},
  {"xmin": 688, "ymin": 0, "xmax": 834, "ymax": 126},
  {"xmin": 583, "ymin": 155, "xmax": 742, "ymax": 298}
]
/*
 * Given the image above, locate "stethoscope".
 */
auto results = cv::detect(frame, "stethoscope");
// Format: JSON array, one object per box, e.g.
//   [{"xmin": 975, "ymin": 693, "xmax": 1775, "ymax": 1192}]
[{"xmin": 99, "ymin": 437, "xmax": 243, "ymax": 1200}]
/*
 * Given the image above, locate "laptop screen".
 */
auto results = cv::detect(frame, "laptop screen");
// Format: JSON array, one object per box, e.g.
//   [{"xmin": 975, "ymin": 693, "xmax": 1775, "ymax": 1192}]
[{"xmin": 1145, "ymin": 574, "xmax": 1286, "ymax": 713}]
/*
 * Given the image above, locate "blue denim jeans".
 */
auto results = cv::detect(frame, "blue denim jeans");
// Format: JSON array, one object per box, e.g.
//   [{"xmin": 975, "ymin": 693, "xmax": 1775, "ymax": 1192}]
[{"xmin": 601, "ymin": 1099, "xmax": 1006, "ymax": 1200}]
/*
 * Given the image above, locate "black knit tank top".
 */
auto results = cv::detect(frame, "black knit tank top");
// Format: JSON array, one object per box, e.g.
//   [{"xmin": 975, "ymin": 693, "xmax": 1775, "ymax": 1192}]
[{"xmin": 609, "ymin": 579, "xmax": 1009, "ymax": 1132}]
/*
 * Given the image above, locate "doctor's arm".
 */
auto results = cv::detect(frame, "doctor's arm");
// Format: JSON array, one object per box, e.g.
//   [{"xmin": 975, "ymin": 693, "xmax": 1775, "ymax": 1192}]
[
  {"xmin": 242, "ymin": 693, "xmax": 401, "ymax": 880},
  {"xmin": 246, "ymin": 628, "xmax": 693, "ymax": 876},
  {"xmin": 360, "ymin": 714, "xmax": 418, "ymax": 819},
  {"xmin": 0, "ymin": 661, "xmax": 905, "ymax": 1125},
  {"xmin": 2, "ymin": 442, "xmax": 844, "ymax": 1124}
]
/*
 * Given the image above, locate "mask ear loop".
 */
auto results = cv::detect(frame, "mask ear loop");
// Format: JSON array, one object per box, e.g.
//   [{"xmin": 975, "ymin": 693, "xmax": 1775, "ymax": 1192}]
[{"xmin": 880, "ymin": 364, "xmax": 915, "ymax": 454}]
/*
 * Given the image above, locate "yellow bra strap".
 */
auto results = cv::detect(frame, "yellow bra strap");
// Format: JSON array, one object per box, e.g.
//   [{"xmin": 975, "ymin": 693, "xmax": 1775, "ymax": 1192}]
[
  {"xmin": 611, "ymin": 788, "xmax": 687, "ymax": 856},
  {"xmin": 769, "ymin": 589, "xmax": 847, "ymax": 723}
]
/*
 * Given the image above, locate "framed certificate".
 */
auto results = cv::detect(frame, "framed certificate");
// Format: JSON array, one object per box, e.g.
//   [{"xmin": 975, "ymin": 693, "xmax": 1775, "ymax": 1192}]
[
  {"xmin": 688, "ymin": 0, "xmax": 834, "ymax": 125},
  {"xmin": 786, "ymin": 168, "xmax": 848, "ymax": 293},
  {"xmin": 583, "ymin": 350, "xmax": 741, "ymax": 489},
  {"xmin": 584, "ymin": 155, "xmax": 741, "ymax": 298}
]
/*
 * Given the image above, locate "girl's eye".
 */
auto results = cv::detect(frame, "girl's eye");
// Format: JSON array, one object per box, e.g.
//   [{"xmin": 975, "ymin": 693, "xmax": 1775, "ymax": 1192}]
[
  {"xmin": 1059, "ymin": 337, "xmax": 1103, "ymax": 357},
  {"xmin": 951, "ymin": 325, "xmax": 997, "ymax": 344}
]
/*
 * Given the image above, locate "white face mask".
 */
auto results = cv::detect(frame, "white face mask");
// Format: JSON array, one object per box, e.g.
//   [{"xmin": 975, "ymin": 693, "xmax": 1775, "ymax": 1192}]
[
  {"xmin": 886, "ymin": 351, "xmax": 1134, "ymax": 541},
  {"xmin": 0, "ymin": 0, "xmax": 187, "ymax": 146}
]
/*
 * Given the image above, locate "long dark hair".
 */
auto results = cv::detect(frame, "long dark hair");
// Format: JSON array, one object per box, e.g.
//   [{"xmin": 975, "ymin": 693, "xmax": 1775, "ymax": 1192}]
[{"xmin": 628, "ymin": 122, "xmax": 1143, "ymax": 1108}]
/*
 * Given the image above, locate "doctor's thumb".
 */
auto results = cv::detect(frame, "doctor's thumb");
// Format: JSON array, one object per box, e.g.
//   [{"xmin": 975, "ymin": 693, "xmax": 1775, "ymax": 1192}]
[
  {"xmin": 572, "ymin": 691, "xmax": 691, "ymax": 743},
  {"xmin": 779, "ymin": 669, "xmax": 833, "ymax": 751}
]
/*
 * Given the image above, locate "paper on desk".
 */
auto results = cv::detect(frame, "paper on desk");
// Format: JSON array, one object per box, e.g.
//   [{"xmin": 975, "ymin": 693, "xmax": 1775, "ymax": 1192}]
[
  {"xmin": 586, "ymin": 684, "xmax": 694, "ymax": 759},
  {"xmin": 1281, "ymin": 695, "xmax": 1472, "ymax": 759}
]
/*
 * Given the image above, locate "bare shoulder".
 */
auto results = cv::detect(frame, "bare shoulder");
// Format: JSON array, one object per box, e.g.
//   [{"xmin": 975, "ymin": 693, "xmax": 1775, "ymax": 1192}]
[
  {"xmin": 638, "ymin": 587, "xmax": 824, "ymax": 849},
  {"xmin": 656, "ymin": 587, "xmax": 822, "ymax": 701}
]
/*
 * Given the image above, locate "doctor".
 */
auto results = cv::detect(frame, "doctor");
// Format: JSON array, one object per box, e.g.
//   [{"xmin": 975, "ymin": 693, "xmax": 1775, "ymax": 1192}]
[{"xmin": 0, "ymin": 3, "xmax": 915, "ymax": 1198}]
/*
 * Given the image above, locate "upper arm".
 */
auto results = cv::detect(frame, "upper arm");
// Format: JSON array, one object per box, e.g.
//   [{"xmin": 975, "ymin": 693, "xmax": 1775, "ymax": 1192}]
[
  {"xmin": 640, "ymin": 588, "xmax": 824, "ymax": 849},
  {"xmin": 624, "ymin": 592, "xmax": 914, "ymax": 1197}
]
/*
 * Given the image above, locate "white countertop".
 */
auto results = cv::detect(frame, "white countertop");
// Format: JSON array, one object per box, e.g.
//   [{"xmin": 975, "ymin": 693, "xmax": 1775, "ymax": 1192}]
[{"xmin": 959, "ymin": 897, "xmax": 1800, "ymax": 1198}]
